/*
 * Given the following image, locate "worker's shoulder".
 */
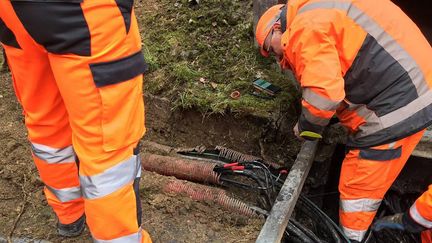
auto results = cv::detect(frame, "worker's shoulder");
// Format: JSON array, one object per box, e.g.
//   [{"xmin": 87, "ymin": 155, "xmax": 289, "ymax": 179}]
[{"xmin": 289, "ymin": 11, "xmax": 340, "ymax": 36}]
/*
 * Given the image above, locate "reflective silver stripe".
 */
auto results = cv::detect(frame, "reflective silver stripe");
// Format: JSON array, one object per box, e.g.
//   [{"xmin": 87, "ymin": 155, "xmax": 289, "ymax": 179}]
[
  {"xmin": 342, "ymin": 226, "xmax": 367, "ymax": 242},
  {"xmin": 410, "ymin": 204, "xmax": 432, "ymax": 228},
  {"xmin": 31, "ymin": 143, "xmax": 76, "ymax": 164},
  {"xmin": 352, "ymin": 92, "xmax": 432, "ymax": 138},
  {"xmin": 93, "ymin": 230, "xmax": 142, "ymax": 243},
  {"xmin": 46, "ymin": 185, "xmax": 82, "ymax": 203},
  {"xmin": 350, "ymin": 8, "xmax": 428, "ymax": 97},
  {"xmin": 380, "ymin": 91, "xmax": 432, "ymax": 128},
  {"xmin": 302, "ymin": 106, "xmax": 329, "ymax": 126},
  {"xmin": 340, "ymin": 198, "xmax": 382, "ymax": 213},
  {"xmin": 80, "ymin": 155, "xmax": 140, "ymax": 199},
  {"xmin": 388, "ymin": 141, "xmax": 396, "ymax": 149},
  {"xmin": 303, "ymin": 88, "xmax": 341, "ymax": 111},
  {"xmin": 298, "ymin": 1, "xmax": 351, "ymax": 15},
  {"xmin": 136, "ymin": 155, "xmax": 142, "ymax": 178},
  {"xmin": 347, "ymin": 103, "xmax": 382, "ymax": 138},
  {"xmin": 298, "ymin": 1, "xmax": 428, "ymax": 96}
]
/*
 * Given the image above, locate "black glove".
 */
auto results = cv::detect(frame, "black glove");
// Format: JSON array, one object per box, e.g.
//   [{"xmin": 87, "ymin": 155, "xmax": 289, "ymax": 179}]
[{"xmin": 372, "ymin": 213, "xmax": 427, "ymax": 233}]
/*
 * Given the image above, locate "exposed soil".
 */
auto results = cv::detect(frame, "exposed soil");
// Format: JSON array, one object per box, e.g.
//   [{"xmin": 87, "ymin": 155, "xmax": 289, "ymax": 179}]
[
  {"xmin": 0, "ymin": 1, "xmax": 302, "ymax": 241},
  {"xmin": 2, "ymin": 0, "xmax": 432, "ymax": 242},
  {"xmin": 0, "ymin": 64, "xmax": 297, "ymax": 242}
]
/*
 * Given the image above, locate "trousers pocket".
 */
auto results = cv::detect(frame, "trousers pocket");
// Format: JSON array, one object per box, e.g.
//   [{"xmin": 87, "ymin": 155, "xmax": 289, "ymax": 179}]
[
  {"xmin": 90, "ymin": 51, "xmax": 147, "ymax": 151},
  {"xmin": 359, "ymin": 146, "xmax": 402, "ymax": 161},
  {"xmin": 114, "ymin": 0, "xmax": 134, "ymax": 33},
  {"xmin": 344, "ymin": 146, "xmax": 402, "ymax": 191}
]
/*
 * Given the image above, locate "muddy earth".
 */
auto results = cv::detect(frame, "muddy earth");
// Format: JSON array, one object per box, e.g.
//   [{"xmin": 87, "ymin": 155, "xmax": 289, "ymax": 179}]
[
  {"xmin": 2, "ymin": 1, "xmax": 432, "ymax": 242},
  {"xmin": 0, "ymin": 67, "xmax": 298, "ymax": 242},
  {"xmin": 2, "ymin": 67, "xmax": 430, "ymax": 243},
  {"xmin": 0, "ymin": 1, "xmax": 300, "ymax": 241}
]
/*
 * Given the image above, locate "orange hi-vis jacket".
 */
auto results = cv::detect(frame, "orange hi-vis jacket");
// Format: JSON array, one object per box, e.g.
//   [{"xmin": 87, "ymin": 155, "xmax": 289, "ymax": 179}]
[{"xmin": 280, "ymin": 0, "xmax": 432, "ymax": 148}]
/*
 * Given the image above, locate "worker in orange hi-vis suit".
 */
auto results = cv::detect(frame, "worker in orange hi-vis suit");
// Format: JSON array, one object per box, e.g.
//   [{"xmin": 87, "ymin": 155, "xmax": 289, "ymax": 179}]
[
  {"xmin": 255, "ymin": 1, "xmax": 432, "ymax": 242},
  {"xmin": 0, "ymin": 1, "xmax": 151, "ymax": 242}
]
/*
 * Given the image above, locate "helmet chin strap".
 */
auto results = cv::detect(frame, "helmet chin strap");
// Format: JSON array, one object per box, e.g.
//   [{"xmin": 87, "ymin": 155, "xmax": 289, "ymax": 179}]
[
  {"xmin": 279, "ymin": 57, "xmax": 292, "ymax": 71},
  {"xmin": 280, "ymin": 5, "xmax": 288, "ymax": 33}
]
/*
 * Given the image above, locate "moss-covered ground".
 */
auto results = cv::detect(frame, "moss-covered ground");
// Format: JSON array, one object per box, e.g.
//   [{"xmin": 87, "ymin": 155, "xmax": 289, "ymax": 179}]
[{"xmin": 137, "ymin": 0, "xmax": 299, "ymax": 116}]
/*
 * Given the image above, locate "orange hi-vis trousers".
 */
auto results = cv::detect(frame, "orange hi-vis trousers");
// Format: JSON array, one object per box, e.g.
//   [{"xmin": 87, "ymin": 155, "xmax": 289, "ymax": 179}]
[
  {"xmin": 422, "ymin": 230, "xmax": 432, "ymax": 243},
  {"xmin": 339, "ymin": 130, "xmax": 425, "ymax": 241},
  {"xmin": 0, "ymin": 0, "xmax": 151, "ymax": 242},
  {"xmin": 410, "ymin": 185, "xmax": 432, "ymax": 243}
]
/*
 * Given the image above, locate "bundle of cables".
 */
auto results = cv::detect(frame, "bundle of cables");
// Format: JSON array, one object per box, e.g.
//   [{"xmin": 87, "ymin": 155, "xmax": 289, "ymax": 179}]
[
  {"xmin": 178, "ymin": 146, "xmax": 350, "ymax": 243},
  {"xmin": 213, "ymin": 160, "xmax": 350, "ymax": 243},
  {"xmin": 177, "ymin": 145, "xmax": 422, "ymax": 243}
]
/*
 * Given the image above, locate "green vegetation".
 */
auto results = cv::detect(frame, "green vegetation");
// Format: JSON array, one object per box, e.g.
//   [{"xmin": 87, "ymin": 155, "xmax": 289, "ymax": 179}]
[{"xmin": 139, "ymin": 0, "xmax": 299, "ymax": 116}]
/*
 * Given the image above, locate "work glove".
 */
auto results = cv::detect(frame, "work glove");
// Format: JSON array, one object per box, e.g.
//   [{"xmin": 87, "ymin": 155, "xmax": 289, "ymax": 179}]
[
  {"xmin": 372, "ymin": 213, "xmax": 427, "ymax": 233},
  {"xmin": 293, "ymin": 122, "xmax": 322, "ymax": 140}
]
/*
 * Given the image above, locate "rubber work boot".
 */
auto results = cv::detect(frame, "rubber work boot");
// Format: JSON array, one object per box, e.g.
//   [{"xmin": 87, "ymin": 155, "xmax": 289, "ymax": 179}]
[{"xmin": 57, "ymin": 214, "xmax": 86, "ymax": 237}]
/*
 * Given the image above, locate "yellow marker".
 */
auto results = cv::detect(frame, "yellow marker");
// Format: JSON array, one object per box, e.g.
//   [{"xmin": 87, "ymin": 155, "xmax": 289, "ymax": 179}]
[{"xmin": 300, "ymin": 131, "xmax": 322, "ymax": 139}]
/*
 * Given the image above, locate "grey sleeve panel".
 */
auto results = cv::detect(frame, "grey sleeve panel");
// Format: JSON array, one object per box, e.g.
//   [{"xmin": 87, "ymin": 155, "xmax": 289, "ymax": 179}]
[{"xmin": 344, "ymin": 34, "xmax": 418, "ymax": 117}]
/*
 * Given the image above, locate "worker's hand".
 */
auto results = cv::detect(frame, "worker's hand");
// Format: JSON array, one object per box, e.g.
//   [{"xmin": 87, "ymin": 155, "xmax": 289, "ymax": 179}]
[
  {"xmin": 293, "ymin": 122, "xmax": 322, "ymax": 140},
  {"xmin": 372, "ymin": 213, "xmax": 426, "ymax": 233}
]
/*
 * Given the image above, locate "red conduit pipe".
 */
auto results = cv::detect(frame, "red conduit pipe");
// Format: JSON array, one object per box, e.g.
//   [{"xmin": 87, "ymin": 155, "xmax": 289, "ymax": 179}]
[
  {"xmin": 164, "ymin": 180, "xmax": 256, "ymax": 217},
  {"xmin": 141, "ymin": 153, "xmax": 221, "ymax": 184}
]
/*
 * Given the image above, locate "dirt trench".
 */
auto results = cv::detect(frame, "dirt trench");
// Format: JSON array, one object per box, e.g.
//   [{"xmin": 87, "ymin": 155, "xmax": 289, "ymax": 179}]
[
  {"xmin": 0, "ymin": 71, "xmax": 300, "ymax": 242},
  {"xmin": 2, "ymin": 70, "xmax": 431, "ymax": 243}
]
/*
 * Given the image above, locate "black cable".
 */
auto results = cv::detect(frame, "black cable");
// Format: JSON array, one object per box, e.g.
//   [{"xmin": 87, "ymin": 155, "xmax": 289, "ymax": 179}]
[
  {"xmin": 286, "ymin": 220, "xmax": 315, "ymax": 243},
  {"xmin": 250, "ymin": 204, "xmax": 325, "ymax": 243},
  {"xmin": 243, "ymin": 161, "xmax": 278, "ymax": 197},
  {"xmin": 269, "ymin": 172, "xmax": 349, "ymax": 242},
  {"xmin": 219, "ymin": 177, "xmax": 261, "ymax": 190},
  {"xmin": 218, "ymin": 171, "xmax": 272, "ymax": 190},
  {"xmin": 216, "ymin": 155, "xmax": 414, "ymax": 243},
  {"xmin": 241, "ymin": 170, "xmax": 273, "ymax": 208},
  {"xmin": 236, "ymin": 165, "xmax": 347, "ymax": 242},
  {"xmin": 210, "ymin": 155, "xmax": 349, "ymax": 242},
  {"xmin": 298, "ymin": 196, "xmax": 344, "ymax": 243},
  {"xmin": 291, "ymin": 219, "xmax": 323, "ymax": 243}
]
